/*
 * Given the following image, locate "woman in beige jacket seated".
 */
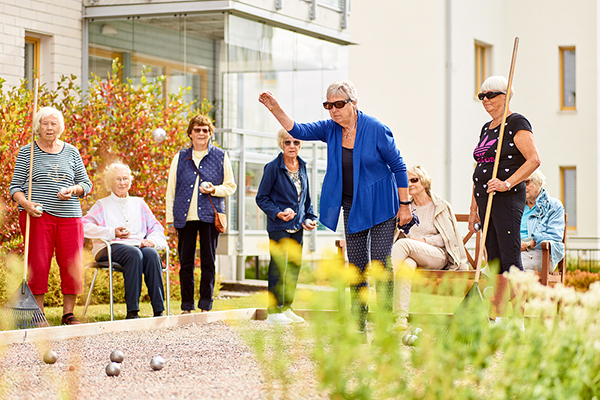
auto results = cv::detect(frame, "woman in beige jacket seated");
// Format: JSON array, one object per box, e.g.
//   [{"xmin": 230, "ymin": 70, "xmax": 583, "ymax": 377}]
[{"xmin": 391, "ymin": 165, "xmax": 469, "ymax": 331}]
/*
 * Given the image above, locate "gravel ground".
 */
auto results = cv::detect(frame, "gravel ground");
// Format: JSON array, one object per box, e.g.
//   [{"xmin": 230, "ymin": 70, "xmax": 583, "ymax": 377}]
[{"xmin": 0, "ymin": 320, "xmax": 327, "ymax": 400}]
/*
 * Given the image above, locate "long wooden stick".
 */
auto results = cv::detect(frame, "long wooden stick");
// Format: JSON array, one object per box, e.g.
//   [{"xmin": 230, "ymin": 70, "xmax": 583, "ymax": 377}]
[
  {"xmin": 22, "ymin": 78, "xmax": 39, "ymax": 286},
  {"xmin": 474, "ymin": 38, "xmax": 519, "ymax": 283}
]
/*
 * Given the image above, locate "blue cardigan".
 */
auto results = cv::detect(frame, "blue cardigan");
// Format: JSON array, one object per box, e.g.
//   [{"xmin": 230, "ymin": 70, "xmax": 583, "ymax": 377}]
[
  {"xmin": 256, "ymin": 153, "xmax": 318, "ymax": 233},
  {"xmin": 289, "ymin": 111, "xmax": 408, "ymax": 234}
]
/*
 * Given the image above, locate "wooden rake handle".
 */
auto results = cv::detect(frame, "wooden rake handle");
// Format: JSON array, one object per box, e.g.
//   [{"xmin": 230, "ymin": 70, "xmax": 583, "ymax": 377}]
[{"xmin": 23, "ymin": 78, "xmax": 39, "ymax": 283}]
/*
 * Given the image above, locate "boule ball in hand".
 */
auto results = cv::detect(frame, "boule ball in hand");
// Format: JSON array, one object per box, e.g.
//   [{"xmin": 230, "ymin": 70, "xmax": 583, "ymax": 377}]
[
  {"xmin": 150, "ymin": 356, "xmax": 165, "ymax": 371},
  {"xmin": 284, "ymin": 208, "xmax": 293, "ymax": 213},
  {"xmin": 304, "ymin": 219, "xmax": 314, "ymax": 228},
  {"xmin": 473, "ymin": 222, "xmax": 481, "ymax": 232},
  {"xmin": 60, "ymin": 187, "xmax": 69, "ymax": 195},
  {"xmin": 43, "ymin": 350, "xmax": 58, "ymax": 364},
  {"xmin": 105, "ymin": 362, "xmax": 121, "ymax": 377},
  {"xmin": 35, "ymin": 205, "xmax": 44, "ymax": 213},
  {"xmin": 110, "ymin": 350, "xmax": 124, "ymax": 363},
  {"xmin": 151, "ymin": 128, "xmax": 167, "ymax": 143},
  {"xmin": 201, "ymin": 181, "xmax": 212, "ymax": 190}
]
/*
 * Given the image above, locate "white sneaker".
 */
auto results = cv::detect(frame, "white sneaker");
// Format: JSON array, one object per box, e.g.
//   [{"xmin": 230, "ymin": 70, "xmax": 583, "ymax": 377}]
[
  {"xmin": 283, "ymin": 309, "xmax": 305, "ymax": 323},
  {"xmin": 266, "ymin": 313, "xmax": 293, "ymax": 324}
]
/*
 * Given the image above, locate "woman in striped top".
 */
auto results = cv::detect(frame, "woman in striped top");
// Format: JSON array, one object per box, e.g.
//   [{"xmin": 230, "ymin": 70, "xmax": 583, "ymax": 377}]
[{"xmin": 10, "ymin": 106, "xmax": 92, "ymax": 325}]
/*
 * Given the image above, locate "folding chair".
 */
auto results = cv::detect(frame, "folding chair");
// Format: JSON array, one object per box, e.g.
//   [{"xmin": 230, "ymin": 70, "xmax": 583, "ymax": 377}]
[{"xmin": 83, "ymin": 238, "xmax": 171, "ymax": 321}]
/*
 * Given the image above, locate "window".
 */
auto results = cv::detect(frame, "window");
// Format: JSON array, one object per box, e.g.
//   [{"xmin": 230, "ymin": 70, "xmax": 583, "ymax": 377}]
[
  {"xmin": 560, "ymin": 47, "xmax": 576, "ymax": 110},
  {"xmin": 24, "ymin": 36, "xmax": 40, "ymax": 90},
  {"xmin": 474, "ymin": 42, "xmax": 489, "ymax": 96},
  {"xmin": 560, "ymin": 167, "xmax": 576, "ymax": 229}
]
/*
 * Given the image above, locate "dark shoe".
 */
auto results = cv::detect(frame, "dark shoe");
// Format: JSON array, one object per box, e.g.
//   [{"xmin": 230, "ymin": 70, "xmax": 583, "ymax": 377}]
[
  {"xmin": 181, "ymin": 310, "xmax": 192, "ymax": 315},
  {"xmin": 126, "ymin": 311, "xmax": 140, "ymax": 319},
  {"xmin": 153, "ymin": 311, "xmax": 165, "ymax": 317},
  {"xmin": 61, "ymin": 313, "xmax": 82, "ymax": 325}
]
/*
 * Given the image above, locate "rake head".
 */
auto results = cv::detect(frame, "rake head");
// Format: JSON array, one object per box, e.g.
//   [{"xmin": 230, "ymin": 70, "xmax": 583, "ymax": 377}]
[{"xmin": 0, "ymin": 281, "xmax": 49, "ymax": 330}]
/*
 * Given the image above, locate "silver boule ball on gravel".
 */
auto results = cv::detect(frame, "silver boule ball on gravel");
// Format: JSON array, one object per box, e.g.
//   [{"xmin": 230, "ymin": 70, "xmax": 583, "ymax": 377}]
[
  {"xmin": 105, "ymin": 362, "xmax": 121, "ymax": 376},
  {"xmin": 35, "ymin": 205, "xmax": 43, "ymax": 213},
  {"xmin": 402, "ymin": 333, "xmax": 418, "ymax": 346},
  {"xmin": 152, "ymin": 128, "xmax": 167, "ymax": 143},
  {"xmin": 43, "ymin": 350, "xmax": 58, "ymax": 364},
  {"xmin": 110, "ymin": 350, "xmax": 124, "ymax": 363},
  {"xmin": 201, "ymin": 181, "xmax": 212, "ymax": 189},
  {"xmin": 150, "ymin": 356, "xmax": 165, "ymax": 371}
]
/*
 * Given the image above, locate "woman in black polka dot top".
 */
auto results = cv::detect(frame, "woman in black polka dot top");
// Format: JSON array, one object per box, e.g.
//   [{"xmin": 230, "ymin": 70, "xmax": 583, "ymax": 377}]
[{"xmin": 469, "ymin": 76, "xmax": 540, "ymax": 328}]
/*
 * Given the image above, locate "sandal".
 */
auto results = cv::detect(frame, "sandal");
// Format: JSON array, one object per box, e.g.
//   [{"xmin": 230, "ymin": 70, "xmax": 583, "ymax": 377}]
[{"xmin": 61, "ymin": 313, "xmax": 82, "ymax": 325}]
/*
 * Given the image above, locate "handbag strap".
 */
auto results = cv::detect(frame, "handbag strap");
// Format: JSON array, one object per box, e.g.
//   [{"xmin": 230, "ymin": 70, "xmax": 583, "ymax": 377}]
[{"xmin": 188, "ymin": 152, "xmax": 219, "ymax": 217}]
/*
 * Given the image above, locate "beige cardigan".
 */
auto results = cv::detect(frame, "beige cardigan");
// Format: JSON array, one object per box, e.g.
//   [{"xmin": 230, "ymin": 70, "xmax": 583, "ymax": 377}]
[{"xmin": 430, "ymin": 192, "xmax": 469, "ymax": 270}]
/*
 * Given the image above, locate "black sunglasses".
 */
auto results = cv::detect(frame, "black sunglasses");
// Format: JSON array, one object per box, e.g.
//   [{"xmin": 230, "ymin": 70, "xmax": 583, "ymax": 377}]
[
  {"xmin": 478, "ymin": 91, "xmax": 505, "ymax": 101},
  {"xmin": 284, "ymin": 140, "xmax": 301, "ymax": 147},
  {"xmin": 409, "ymin": 177, "xmax": 420, "ymax": 183},
  {"xmin": 323, "ymin": 99, "xmax": 352, "ymax": 110}
]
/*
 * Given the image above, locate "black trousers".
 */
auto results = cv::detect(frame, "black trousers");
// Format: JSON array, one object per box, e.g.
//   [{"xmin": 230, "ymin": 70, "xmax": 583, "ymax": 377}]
[
  {"xmin": 177, "ymin": 220, "xmax": 219, "ymax": 311},
  {"xmin": 476, "ymin": 190, "xmax": 526, "ymax": 274},
  {"xmin": 267, "ymin": 230, "xmax": 304, "ymax": 314},
  {"xmin": 96, "ymin": 244, "xmax": 165, "ymax": 314}
]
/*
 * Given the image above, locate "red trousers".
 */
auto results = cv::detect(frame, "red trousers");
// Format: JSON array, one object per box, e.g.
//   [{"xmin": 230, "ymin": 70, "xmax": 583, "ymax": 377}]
[{"xmin": 19, "ymin": 211, "xmax": 83, "ymax": 295}]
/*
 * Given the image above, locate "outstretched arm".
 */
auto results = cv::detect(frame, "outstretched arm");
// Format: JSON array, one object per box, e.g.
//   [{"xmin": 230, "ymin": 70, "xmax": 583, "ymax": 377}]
[{"xmin": 259, "ymin": 91, "xmax": 294, "ymax": 131}]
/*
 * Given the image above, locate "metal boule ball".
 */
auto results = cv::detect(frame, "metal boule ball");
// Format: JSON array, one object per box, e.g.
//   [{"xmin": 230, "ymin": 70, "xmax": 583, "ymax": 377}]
[
  {"xmin": 150, "ymin": 356, "xmax": 165, "ymax": 371},
  {"xmin": 35, "ymin": 205, "xmax": 44, "ymax": 213},
  {"xmin": 412, "ymin": 327, "xmax": 423, "ymax": 336},
  {"xmin": 43, "ymin": 350, "xmax": 58, "ymax": 364},
  {"xmin": 110, "ymin": 350, "xmax": 124, "ymax": 363},
  {"xmin": 406, "ymin": 335, "xmax": 418, "ymax": 346},
  {"xmin": 201, "ymin": 181, "xmax": 212, "ymax": 189},
  {"xmin": 151, "ymin": 128, "xmax": 167, "ymax": 143},
  {"xmin": 474, "ymin": 222, "xmax": 481, "ymax": 231},
  {"xmin": 284, "ymin": 208, "xmax": 293, "ymax": 213},
  {"xmin": 105, "ymin": 362, "xmax": 121, "ymax": 377},
  {"xmin": 60, "ymin": 187, "xmax": 69, "ymax": 195}
]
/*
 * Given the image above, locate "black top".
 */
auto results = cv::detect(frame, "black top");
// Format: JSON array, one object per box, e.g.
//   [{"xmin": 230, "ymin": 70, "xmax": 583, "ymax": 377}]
[
  {"xmin": 472, "ymin": 113, "xmax": 532, "ymax": 199},
  {"xmin": 342, "ymin": 147, "xmax": 354, "ymax": 202}
]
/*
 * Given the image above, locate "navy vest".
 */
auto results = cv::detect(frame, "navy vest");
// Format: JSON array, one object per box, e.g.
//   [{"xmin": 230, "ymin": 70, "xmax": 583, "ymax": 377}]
[{"xmin": 173, "ymin": 144, "xmax": 226, "ymax": 228}]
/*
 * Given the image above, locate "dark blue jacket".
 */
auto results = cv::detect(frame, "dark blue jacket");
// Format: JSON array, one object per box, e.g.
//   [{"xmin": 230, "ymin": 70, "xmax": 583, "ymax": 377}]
[{"xmin": 256, "ymin": 153, "xmax": 317, "ymax": 233}]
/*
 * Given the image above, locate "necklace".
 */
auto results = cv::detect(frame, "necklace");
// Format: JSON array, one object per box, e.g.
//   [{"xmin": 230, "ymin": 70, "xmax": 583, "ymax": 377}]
[{"xmin": 343, "ymin": 114, "xmax": 358, "ymax": 140}]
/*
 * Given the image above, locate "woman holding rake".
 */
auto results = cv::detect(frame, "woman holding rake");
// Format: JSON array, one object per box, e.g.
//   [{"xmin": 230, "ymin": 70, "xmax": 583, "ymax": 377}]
[{"xmin": 469, "ymin": 76, "xmax": 540, "ymax": 330}]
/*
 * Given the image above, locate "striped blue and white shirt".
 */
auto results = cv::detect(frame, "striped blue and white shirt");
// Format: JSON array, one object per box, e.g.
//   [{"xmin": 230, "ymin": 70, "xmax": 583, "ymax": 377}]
[{"xmin": 9, "ymin": 142, "xmax": 92, "ymax": 218}]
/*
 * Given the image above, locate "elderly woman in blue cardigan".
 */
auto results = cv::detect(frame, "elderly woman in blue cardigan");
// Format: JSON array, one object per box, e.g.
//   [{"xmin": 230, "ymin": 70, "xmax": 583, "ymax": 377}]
[
  {"xmin": 256, "ymin": 129, "xmax": 318, "ymax": 324},
  {"xmin": 259, "ymin": 81, "xmax": 411, "ymax": 332}
]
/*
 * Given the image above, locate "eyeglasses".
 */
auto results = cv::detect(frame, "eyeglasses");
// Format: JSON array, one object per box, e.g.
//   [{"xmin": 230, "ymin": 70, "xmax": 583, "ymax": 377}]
[
  {"xmin": 192, "ymin": 127, "xmax": 211, "ymax": 134},
  {"xmin": 524, "ymin": 179, "xmax": 532, "ymax": 185},
  {"xmin": 113, "ymin": 176, "xmax": 131, "ymax": 183},
  {"xmin": 478, "ymin": 91, "xmax": 505, "ymax": 101},
  {"xmin": 409, "ymin": 177, "xmax": 420, "ymax": 183},
  {"xmin": 284, "ymin": 140, "xmax": 301, "ymax": 147},
  {"xmin": 323, "ymin": 99, "xmax": 352, "ymax": 110}
]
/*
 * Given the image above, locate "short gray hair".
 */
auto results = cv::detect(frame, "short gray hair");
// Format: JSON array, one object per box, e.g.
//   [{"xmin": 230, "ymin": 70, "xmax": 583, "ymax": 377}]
[
  {"xmin": 481, "ymin": 76, "xmax": 514, "ymax": 100},
  {"xmin": 326, "ymin": 80, "xmax": 358, "ymax": 102},
  {"xmin": 104, "ymin": 161, "xmax": 133, "ymax": 191},
  {"xmin": 276, "ymin": 128, "xmax": 302, "ymax": 151},
  {"xmin": 33, "ymin": 106, "xmax": 65, "ymax": 135},
  {"xmin": 528, "ymin": 169, "xmax": 546, "ymax": 187}
]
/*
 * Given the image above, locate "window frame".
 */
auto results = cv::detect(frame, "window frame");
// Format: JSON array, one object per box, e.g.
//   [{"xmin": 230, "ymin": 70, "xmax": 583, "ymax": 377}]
[
  {"xmin": 24, "ymin": 36, "xmax": 41, "ymax": 89},
  {"xmin": 560, "ymin": 166, "xmax": 577, "ymax": 231},
  {"xmin": 560, "ymin": 46, "xmax": 576, "ymax": 111},
  {"xmin": 474, "ymin": 41, "xmax": 489, "ymax": 97}
]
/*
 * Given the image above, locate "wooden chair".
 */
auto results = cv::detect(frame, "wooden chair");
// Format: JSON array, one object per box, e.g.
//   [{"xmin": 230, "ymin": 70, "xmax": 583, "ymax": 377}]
[
  {"xmin": 539, "ymin": 212, "xmax": 568, "ymax": 286},
  {"xmin": 83, "ymin": 238, "xmax": 171, "ymax": 320}
]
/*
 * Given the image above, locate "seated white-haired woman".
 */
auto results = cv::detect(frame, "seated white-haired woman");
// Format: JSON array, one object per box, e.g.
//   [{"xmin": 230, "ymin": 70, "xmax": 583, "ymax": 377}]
[
  {"xmin": 83, "ymin": 161, "xmax": 167, "ymax": 319},
  {"xmin": 520, "ymin": 169, "xmax": 565, "ymax": 271}
]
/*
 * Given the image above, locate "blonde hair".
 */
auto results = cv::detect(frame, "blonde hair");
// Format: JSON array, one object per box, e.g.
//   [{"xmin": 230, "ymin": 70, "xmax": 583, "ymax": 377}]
[
  {"xmin": 276, "ymin": 128, "xmax": 302, "ymax": 151},
  {"xmin": 103, "ymin": 161, "xmax": 133, "ymax": 191},
  {"xmin": 408, "ymin": 165, "xmax": 432, "ymax": 197},
  {"xmin": 33, "ymin": 107, "xmax": 65, "ymax": 135}
]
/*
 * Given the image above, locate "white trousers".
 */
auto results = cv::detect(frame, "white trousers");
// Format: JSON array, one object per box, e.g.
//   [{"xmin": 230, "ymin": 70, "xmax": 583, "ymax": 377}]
[
  {"xmin": 391, "ymin": 238, "xmax": 447, "ymax": 316},
  {"xmin": 521, "ymin": 249, "xmax": 545, "ymax": 272}
]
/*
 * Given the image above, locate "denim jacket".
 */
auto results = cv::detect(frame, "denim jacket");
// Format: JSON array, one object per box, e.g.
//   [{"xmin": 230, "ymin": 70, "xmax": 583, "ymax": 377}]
[{"xmin": 525, "ymin": 188, "xmax": 566, "ymax": 266}]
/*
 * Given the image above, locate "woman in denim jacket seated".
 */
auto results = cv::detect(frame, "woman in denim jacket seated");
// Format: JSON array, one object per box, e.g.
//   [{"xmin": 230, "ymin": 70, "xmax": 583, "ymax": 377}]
[
  {"xmin": 520, "ymin": 169, "xmax": 565, "ymax": 271},
  {"xmin": 256, "ymin": 129, "xmax": 318, "ymax": 324}
]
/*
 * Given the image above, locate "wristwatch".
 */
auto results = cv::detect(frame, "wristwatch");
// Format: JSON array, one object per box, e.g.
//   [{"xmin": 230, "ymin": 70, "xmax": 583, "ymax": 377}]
[{"xmin": 504, "ymin": 181, "xmax": 511, "ymax": 189}]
